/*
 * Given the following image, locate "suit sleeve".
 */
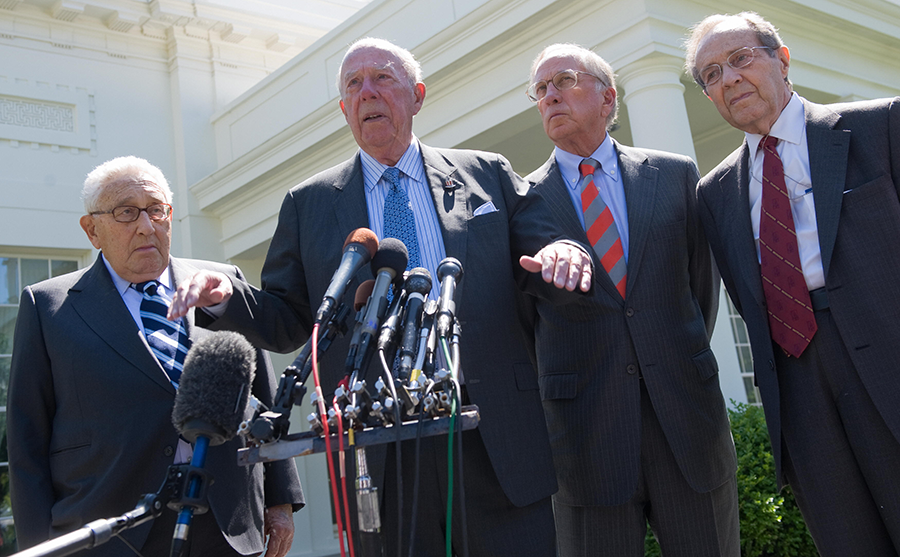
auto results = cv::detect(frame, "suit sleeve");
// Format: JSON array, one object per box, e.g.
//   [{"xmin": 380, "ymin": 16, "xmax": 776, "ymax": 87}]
[
  {"xmin": 6, "ymin": 287, "xmax": 57, "ymax": 547},
  {"xmin": 209, "ymin": 190, "xmax": 314, "ymax": 354},
  {"xmin": 685, "ymin": 160, "xmax": 720, "ymax": 336},
  {"xmin": 890, "ymin": 97, "xmax": 900, "ymax": 197},
  {"xmin": 229, "ymin": 265, "xmax": 304, "ymax": 510}
]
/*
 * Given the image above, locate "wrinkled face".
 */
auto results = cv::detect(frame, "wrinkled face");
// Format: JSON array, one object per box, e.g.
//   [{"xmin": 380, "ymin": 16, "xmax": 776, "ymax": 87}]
[
  {"xmin": 79, "ymin": 175, "xmax": 171, "ymax": 283},
  {"xmin": 694, "ymin": 24, "xmax": 792, "ymax": 135},
  {"xmin": 339, "ymin": 46, "xmax": 425, "ymax": 166},
  {"xmin": 532, "ymin": 54, "xmax": 616, "ymax": 157}
]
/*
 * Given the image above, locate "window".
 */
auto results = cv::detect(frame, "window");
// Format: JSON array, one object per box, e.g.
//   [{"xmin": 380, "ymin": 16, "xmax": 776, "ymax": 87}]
[
  {"xmin": 0, "ymin": 256, "xmax": 80, "ymax": 554},
  {"xmin": 725, "ymin": 296, "xmax": 761, "ymax": 406}
]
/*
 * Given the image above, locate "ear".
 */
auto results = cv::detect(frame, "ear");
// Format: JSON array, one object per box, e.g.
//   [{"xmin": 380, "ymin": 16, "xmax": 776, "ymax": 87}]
[
  {"xmin": 599, "ymin": 85, "xmax": 617, "ymax": 120},
  {"xmin": 340, "ymin": 99, "xmax": 347, "ymax": 116},
  {"xmin": 411, "ymin": 82, "xmax": 426, "ymax": 116},
  {"xmin": 80, "ymin": 215, "xmax": 102, "ymax": 249},
  {"xmin": 777, "ymin": 46, "xmax": 791, "ymax": 78}
]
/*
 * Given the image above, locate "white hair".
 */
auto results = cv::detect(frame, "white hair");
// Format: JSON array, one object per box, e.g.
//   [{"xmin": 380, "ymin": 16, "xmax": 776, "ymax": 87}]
[{"xmin": 82, "ymin": 156, "xmax": 172, "ymax": 213}]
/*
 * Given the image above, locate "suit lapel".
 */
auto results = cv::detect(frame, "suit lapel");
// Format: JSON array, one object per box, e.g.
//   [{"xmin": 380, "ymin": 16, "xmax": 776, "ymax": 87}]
[
  {"xmin": 616, "ymin": 143, "xmax": 656, "ymax": 299},
  {"xmin": 331, "ymin": 155, "xmax": 371, "ymax": 240},
  {"xmin": 804, "ymin": 100, "xmax": 847, "ymax": 280},
  {"xmin": 724, "ymin": 143, "xmax": 767, "ymax": 308},
  {"xmin": 420, "ymin": 144, "xmax": 468, "ymax": 288},
  {"xmin": 69, "ymin": 256, "xmax": 175, "ymax": 394}
]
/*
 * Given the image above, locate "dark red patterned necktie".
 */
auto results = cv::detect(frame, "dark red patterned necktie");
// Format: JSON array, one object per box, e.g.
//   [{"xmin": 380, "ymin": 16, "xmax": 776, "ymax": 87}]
[
  {"xmin": 759, "ymin": 135, "xmax": 817, "ymax": 357},
  {"xmin": 579, "ymin": 158, "xmax": 626, "ymax": 298}
]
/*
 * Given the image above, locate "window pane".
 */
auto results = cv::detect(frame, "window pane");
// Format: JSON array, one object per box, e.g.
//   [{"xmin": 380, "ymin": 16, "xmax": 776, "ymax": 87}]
[
  {"xmin": 0, "ymin": 357, "xmax": 9, "ymax": 404},
  {"xmin": 732, "ymin": 318, "xmax": 749, "ymax": 344},
  {"xmin": 0, "ymin": 259, "xmax": 17, "ymax": 306},
  {"xmin": 738, "ymin": 346, "xmax": 753, "ymax": 374},
  {"xmin": 743, "ymin": 377, "xmax": 758, "ymax": 404},
  {"xmin": 0, "ymin": 309, "xmax": 15, "ymax": 356},
  {"xmin": 20, "ymin": 260, "xmax": 49, "ymax": 290},
  {"xmin": 51, "ymin": 260, "xmax": 78, "ymax": 278}
]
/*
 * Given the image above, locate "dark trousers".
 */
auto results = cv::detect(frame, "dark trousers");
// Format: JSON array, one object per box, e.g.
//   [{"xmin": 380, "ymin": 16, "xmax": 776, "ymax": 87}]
[
  {"xmin": 777, "ymin": 307, "xmax": 900, "ymax": 556},
  {"xmin": 140, "ymin": 508, "xmax": 246, "ymax": 557},
  {"xmin": 378, "ymin": 427, "xmax": 556, "ymax": 557},
  {"xmin": 555, "ymin": 381, "xmax": 739, "ymax": 557}
]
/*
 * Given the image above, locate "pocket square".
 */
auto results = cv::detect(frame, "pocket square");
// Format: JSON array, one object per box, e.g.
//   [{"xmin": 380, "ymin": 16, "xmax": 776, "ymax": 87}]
[{"xmin": 473, "ymin": 201, "xmax": 498, "ymax": 216}]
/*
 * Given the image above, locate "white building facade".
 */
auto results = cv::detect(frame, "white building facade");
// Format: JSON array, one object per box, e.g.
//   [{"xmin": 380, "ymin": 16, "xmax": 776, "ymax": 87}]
[{"xmin": 2, "ymin": 0, "xmax": 899, "ymax": 554}]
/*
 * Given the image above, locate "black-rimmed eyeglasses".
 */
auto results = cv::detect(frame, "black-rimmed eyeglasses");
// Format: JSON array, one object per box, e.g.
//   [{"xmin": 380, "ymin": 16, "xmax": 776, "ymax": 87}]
[
  {"xmin": 91, "ymin": 203, "xmax": 172, "ymax": 223},
  {"xmin": 698, "ymin": 46, "xmax": 774, "ymax": 89}
]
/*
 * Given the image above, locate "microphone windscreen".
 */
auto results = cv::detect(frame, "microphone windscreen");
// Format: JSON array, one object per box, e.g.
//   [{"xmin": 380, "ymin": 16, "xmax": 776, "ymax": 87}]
[
  {"xmin": 371, "ymin": 238, "xmax": 408, "ymax": 276},
  {"xmin": 355, "ymin": 279, "xmax": 376, "ymax": 311},
  {"xmin": 172, "ymin": 331, "xmax": 256, "ymax": 445},
  {"xmin": 345, "ymin": 228, "xmax": 379, "ymax": 259}
]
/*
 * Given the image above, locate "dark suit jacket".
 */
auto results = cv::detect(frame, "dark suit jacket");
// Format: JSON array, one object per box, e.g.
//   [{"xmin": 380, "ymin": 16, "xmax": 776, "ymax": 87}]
[
  {"xmin": 697, "ymin": 96, "xmax": 900, "ymax": 487},
  {"xmin": 7, "ymin": 255, "xmax": 304, "ymax": 554},
  {"xmin": 212, "ymin": 143, "xmax": 559, "ymax": 508},
  {"xmin": 525, "ymin": 141, "xmax": 735, "ymax": 506}
]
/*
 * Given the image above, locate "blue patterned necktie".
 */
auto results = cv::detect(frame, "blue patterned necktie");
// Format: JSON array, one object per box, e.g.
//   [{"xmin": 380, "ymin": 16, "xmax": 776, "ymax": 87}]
[
  {"xmin": 136, "ymin": 280, "xmax": 191, "ymax": 385},
  {"xmin": 382, "ymin": 167, "xmax": 421, "ymax": 270}
]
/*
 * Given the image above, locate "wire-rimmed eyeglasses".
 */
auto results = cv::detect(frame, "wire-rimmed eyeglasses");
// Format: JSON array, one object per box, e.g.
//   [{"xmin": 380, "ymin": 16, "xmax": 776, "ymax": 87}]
[
  {"xmin": 91, "ymin": 203, "xmax": 173, "ymax": 223},
  {"xmin": 698, "ymin": 46, "xmax": 774, "ymax": 89},
  {"xmin": 526, "ymin": 69, "xmax": 607, "ymax": 102}
]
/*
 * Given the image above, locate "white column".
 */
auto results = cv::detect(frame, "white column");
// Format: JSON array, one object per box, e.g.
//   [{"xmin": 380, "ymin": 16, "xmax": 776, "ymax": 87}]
[{"xmin": 616, "ymin": 53, "xmax": 697, "ymax": 161}]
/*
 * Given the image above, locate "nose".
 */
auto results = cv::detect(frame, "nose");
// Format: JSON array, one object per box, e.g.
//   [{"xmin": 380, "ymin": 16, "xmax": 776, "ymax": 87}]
[
  {"xmin": 359, "ymin": 75, "xmax": 378, "ymax": 98},
  {"xmin": 542, "ymin": 81, "xmax": 562, "ymax": 104},
  {"xmin": 134, "ymin": 209, "xmax": 156, "ymax": 233},
  {"xmin": 721, "ymin": 63, "xmax": 742, "ymax": 86}
]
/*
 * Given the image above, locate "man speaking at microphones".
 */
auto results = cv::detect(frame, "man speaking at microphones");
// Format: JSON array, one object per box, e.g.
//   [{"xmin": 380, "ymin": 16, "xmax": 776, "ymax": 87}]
[
  {"xmin": 168, "ymin": 38, "xmax": 592, "ymax": 557},
  {"xmin": 6, "ymin": 156, "xmax": 304, "ymax": 556}
]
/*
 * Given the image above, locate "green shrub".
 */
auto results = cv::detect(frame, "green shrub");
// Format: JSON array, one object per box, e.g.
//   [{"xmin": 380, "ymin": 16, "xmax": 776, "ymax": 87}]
[{"xmin": 644, "ymin": 402, "xmax": 817, "ymax": 556}]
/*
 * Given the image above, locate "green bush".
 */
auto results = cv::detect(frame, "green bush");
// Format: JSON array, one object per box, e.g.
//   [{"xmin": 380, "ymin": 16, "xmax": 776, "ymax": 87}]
[{"xmin": 644, "ymin": 402, "xmax": 817, "ymax": 556}]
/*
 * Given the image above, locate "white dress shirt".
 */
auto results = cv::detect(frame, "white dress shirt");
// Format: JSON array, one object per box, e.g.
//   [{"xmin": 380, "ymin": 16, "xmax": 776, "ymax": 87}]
[{"xmin": 745, "ymin": 92, "xmax": 825, "ymax": 290}]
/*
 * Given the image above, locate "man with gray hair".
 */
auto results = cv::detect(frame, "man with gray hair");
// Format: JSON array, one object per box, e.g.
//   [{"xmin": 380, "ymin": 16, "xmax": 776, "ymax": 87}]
[
  {"xmin": 169, "ymin": 37, "xmax": 593, "ymax": 556},
  {"xmin": 6, "ymin": 156, "xmax": 304, "ymax": 556},
  {"xmin": 686, "ymin": 11, "xmax": 900, "ymax": 556},
  {"xmin": 524, "ymin": 43, "xmax": 739, "ymax": 556}
]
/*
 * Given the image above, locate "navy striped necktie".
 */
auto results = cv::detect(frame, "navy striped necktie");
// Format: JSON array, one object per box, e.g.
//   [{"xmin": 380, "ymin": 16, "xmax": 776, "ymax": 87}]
[
  {"xmin": 135, "ymin": 280, "xmax": 191, "ymax": 385},
  {"xmin": 382, "ymin": 166, "xmax": 421, "ymax": 270}
]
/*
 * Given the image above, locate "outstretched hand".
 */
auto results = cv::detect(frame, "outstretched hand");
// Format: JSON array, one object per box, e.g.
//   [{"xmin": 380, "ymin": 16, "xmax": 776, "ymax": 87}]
[
  {"xmin": 520, "ymin": 241, "xmax": 593, "ymax": 292},
  {"xmin": 167, "ymin": 270, "xmax": 233, "ymax": 320}
]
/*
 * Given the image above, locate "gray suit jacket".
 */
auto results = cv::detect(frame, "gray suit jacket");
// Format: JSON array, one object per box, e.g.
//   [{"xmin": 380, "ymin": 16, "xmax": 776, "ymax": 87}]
[
  {"xmin": 214, "ymin": 144, "xmax": 559, "ymax": 507},
  {"xmin": 7, "ymin": 255, "xmax": 304, "ymax": 554},
  {"xmin": 525, "ymin": 141, "xmax": 735, "ymax": 506},
  {"xmin": 697, "ymin": 96, "xmax": 900, "ymax": 487}
]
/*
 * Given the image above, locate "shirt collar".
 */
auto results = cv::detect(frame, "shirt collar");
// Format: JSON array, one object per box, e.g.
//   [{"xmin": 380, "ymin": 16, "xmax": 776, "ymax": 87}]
[
  {"xmin": 745, "ymin": 92, "xmax": 804, "ymax": 154},
  {"xmin": 101, "ymin": 253, "xmax": 172, "ymax": 294},
  {"xmin": 554, "ymin": 133, "xmax": 619, "ymax": 191},
  {"xmin": 360, "ymin": 137, "xmax": 425, "ymax": 192}
]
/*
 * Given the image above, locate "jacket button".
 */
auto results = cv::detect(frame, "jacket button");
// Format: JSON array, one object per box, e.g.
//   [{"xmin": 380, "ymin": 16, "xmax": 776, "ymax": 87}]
[
  {"xmin": 626, "ymin": 364, "xmax": 637, "ymax": 375},
  {"xmin": 768, "ymin": 360, "xmax": 775, "ymax": 370},
  {"xmin": 164, "ymin": 446, "xmax": 175, "ymax": 457},
  {"xmin": 625, "ymin": 308, "xmax": 635, "ymax": 317}
]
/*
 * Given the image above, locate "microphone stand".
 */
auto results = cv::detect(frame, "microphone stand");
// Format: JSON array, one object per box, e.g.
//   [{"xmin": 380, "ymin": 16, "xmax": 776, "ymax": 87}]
[{"xmin": 11, "ymin": 460, "xmax": 213, "ymax": 557}]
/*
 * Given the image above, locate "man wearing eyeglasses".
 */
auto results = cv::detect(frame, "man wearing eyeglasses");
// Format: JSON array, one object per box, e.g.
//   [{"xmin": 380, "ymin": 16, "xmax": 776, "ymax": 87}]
[
  {"xmin": 523, "ymin": 43, "xmax": 739, "ymax": 557},
  {"xmin": 685, "ymin": 12, "xmax": 900, "ymax": 556},
  {"xmin": 6, "ymin": 156, "xmax": 304, "ymax": 556}
]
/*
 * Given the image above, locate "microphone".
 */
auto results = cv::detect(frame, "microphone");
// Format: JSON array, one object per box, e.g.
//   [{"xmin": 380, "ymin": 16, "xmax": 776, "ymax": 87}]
[
  {"xmin": 344, "ymin": 279, "xmax": 376, "ymax": 377},
  {"xmin": 397, "ymin": 268, "xmax": 432, "ymax": 381},
  {"xmin": 315, "ymin": 228, "xmax": 378, "ymax": 325},
  {"xmin": 352, "ymin": 238, "xmax": 408, "ymax": 379},
  {"xmin": 169, "ymin": 331, "xmax": 257, "ymax": 557},
  {"xmin": 435, "ymin": 257, "xmax": 463, "ymax": 338}
]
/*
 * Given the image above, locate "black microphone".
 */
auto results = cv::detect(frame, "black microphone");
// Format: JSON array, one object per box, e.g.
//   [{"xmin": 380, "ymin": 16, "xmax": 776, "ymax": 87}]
[
  {"xmin": 397, "ymin": 268, "xmax": 432, "ymax": 381},
  {"xmin": 315, "ymin": 228, "xmax": 379, "ymax": 325},
  {"xmin": 435, "ymin": 257, "xmax": 463, "ymax": 338},
  {"xmin": 352, "ymin": 238, "xmax": 408, "ymax": 378},
  {"xmin": 344, "ymin": 279, "xmax": 376, "ymax": 377},
  {"xmin": 169, "ymin": 331, "xmax": 256, "ymax": 557}
]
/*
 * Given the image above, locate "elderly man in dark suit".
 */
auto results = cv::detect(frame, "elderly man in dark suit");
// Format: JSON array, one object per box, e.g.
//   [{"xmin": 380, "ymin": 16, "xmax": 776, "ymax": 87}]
[
  {"xmin": 523, "ymin": 43, "xmax": 739, "ymax": 557},
  {"xmin": 7, "ymin": 156, "xmax": 304, "ymax": 556},
  {"xmin": 685, "ymin": 11, "xmax": 900, "ymax": 556},
  {"xmin": 168, "ymin": 37, "xmax": 592, "ymax": 557}
]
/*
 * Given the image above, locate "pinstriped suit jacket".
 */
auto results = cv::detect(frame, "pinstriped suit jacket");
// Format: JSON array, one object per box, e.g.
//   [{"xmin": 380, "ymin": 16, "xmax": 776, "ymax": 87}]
[
  {"xmin": 697, "ymin": 96, "xmax": 900, "ymax": 488},
  {"xmin": 525, "ymin": 140, "xmax": 736, "ymax": 507},
  {"xmin": 214, "ymin": 144, "xmax": 560, "ymax": 508}
]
